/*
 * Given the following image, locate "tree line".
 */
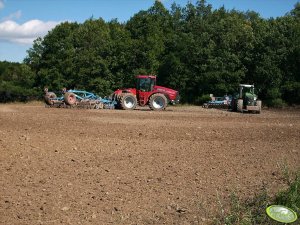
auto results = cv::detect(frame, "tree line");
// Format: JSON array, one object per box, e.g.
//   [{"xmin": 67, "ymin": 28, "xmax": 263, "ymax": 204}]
[{"xmin": 1, "ymin": 0, "xmax": 299, "ymax": 106}]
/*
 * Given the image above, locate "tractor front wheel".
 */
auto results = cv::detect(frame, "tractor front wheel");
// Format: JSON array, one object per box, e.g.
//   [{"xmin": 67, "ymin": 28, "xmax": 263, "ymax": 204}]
[
  {"xmin": 237, "ymin": 99, "xmax": 243, "ymax": 113},
  {"xmin": 149, "ymin": 94, "xmax": 167, "ymax": 111},
  {"xmin": 64, "ymin": 92, "xmax": 77, "ymax": 105},
  {"xmin": 119, "ymin": 93, "xmax": 137, "ymax": 110},
  {"xmin": 256, "ymin": 100, "xmax": 262, "ymax": 114}
]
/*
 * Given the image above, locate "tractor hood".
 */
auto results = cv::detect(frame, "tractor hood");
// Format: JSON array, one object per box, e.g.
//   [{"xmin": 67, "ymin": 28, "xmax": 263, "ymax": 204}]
[
  {"xmin": 154, "ymin": 85, "xmax": 177, "ymax": 94},
  {"xmin": 245, "ymin": 92, "xmax": 257, "ymax": 100},
  {"xmin": 154, "ymin": 85, "xmax": 179, "ymax": 102}
]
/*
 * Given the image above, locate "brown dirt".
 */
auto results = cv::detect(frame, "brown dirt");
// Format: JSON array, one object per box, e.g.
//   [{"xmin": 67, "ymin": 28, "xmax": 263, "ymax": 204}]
[{"xmin": 0, "ymin": 104, "xmax": 299, "ymax": 225}]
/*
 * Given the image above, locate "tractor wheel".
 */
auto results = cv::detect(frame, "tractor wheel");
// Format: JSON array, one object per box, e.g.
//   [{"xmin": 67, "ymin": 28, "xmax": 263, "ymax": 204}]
[
  {"xmin": 44, "ymin": 92, "xmax": 57, "ymax": 105},
  {"xmin": 119, "ymin": 93, "xmax": 137, "ymax": 110},
  {"xmin": 231, "ymin": 99, "xmax": 237, "ymax": 112},
  {"xmin": 237, "ymin": 99, "xmax": 243, "ymax": 113},
  {"xmin": 256, "ymin": 100, "xmax": 262, "ymax": 114},
  {"xmin": 149, "ymin": 93, "xmax": 167, "ymax": 111},
  {"xmin": 64, "ymin": 92, "xmax": 77, "ymax": 105}
]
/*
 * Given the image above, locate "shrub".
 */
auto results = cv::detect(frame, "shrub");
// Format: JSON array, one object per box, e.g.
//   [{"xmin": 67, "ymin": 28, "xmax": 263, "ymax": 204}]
[{"xmin": 195, "ymin": 94, "xmax": 211, "ymax": 105}]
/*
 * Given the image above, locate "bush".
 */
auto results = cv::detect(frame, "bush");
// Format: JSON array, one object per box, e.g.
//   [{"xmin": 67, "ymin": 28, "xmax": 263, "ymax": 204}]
[
  {"xmin": 282, "ymin": 82, "xmax": 300, "ymax": 104},
  {"xmin": 195, "ymin": 94, "xmax": 211, "ymax": 105},
  {"xmin": 267, "ymin": 98, "xmax": 287, "ymax": 108},
  {"xmin": 0, "ymin": 82, "xmax": 39, "ymax": 102}
]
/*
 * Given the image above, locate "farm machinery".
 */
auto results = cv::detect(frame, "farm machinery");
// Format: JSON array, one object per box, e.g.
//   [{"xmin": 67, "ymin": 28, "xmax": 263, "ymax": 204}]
[
  {"xmin": 231, "ymin": 84, "xmax": 262, "ymax": 113},
  {"xmin": 202, "ymin": 94, "xmax": 231, "ymax": 109},
  {"xmin": 202, "ymin": 84, "xmax": 262, "ymax": 113},
  {"xmin": 44, "ymin": 75, "xmax": 180, "ymax": 111},
  {"xmin": 112, "ymin": 75, "xmax": 179, "ymax": 110},
  {"xmin": 44, "ymin": 88, "xmax": 116, "ymax": 109}
]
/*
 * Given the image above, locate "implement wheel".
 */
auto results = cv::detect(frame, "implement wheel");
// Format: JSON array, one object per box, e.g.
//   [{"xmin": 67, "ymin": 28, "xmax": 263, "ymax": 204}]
[
  {"xmin": 44, "ymin": 92, "xmax": 57, "ymax": 105},
  {"xmin": 149, "ymin": 93, "xmax": 167, "ymax": 111},
  {"xmin": 119, "ymin": 93, "xmax": 137, "ymax": 110},
  {"xmin": 64, "ymin": 92, "xmax": 77, "ymax": 105}
]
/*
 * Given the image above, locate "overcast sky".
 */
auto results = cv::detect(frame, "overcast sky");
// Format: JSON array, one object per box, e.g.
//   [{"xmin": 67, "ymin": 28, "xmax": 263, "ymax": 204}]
[{"xmin": 0, "ymin": 0, "xmax": 298, "ymax": 63}]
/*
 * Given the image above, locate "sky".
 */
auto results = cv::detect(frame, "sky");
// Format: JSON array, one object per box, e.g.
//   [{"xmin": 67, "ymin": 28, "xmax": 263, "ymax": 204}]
[{"xmin": 0, "ymin": 0, "xmax": 299, "ymax": 63}]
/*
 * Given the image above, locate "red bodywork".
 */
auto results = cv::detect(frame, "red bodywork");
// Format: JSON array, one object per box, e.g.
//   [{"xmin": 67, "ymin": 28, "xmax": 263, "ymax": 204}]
[{"xmin": 114, "ymin": 75, "xmax": 179, "ymax": 106}]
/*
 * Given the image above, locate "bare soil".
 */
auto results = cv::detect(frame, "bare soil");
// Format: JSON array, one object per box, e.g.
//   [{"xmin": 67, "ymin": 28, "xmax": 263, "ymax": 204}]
[{"xmin": 0, "ymin": 104, "xmax": 299, "ymax": 225}]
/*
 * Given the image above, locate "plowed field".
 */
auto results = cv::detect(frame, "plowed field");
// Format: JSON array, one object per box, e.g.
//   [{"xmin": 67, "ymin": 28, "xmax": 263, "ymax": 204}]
[{"xmin": 0, "ymin": 104, "xmax": 299, "ymax": 225}]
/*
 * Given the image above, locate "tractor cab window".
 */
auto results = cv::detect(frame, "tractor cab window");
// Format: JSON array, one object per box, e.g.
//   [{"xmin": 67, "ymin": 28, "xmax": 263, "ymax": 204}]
[
  {"xmin": 137, "ymin": 78, "xmax": 155, "ymax": 92},
  {"xmin": 244, "ymin": 87, "xmax": 255, "ymax": 97}
]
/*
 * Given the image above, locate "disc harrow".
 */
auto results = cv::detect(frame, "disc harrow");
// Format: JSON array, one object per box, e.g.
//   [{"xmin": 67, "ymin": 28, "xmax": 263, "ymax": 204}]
[{"xmin": 44, "ymin": 88, "xmax": 116, "ymax": 109}]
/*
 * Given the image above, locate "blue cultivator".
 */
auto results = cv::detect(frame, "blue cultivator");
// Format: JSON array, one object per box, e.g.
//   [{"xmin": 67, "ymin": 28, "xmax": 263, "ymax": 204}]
[
  {"xmin": 202, "ymin": 95, "xmax": 231, "ymax": 109},
  {"xmin": 44, "ymin": 88, "xmax": 116, "ymax": 109}
]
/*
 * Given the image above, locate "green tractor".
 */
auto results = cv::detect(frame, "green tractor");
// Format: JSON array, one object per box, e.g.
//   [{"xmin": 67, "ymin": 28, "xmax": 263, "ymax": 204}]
[{"xmin": 231, "ymin": 84, "xmax": 262, "ymax": 113}]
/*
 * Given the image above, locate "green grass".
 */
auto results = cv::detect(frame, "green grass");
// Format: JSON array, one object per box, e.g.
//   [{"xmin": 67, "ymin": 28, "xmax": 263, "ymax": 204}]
[{"xmin": 213, "ymin": 170, "xmax": 300, "ymax": 225}]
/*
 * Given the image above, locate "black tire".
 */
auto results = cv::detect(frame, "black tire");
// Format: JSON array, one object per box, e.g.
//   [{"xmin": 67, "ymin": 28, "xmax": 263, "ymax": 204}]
[
  {"xmin": 119, "ymin": 93, "xmax": 137, "ymax": 110},
  {"xmin": 64, "ymin": 92, "xmax": 77, "ymax": 105},
  {"xmin": 231, "ymin": 98, "xmax": 237, "ymax": 112},
  {"xmin": 44, "ymin": 92, "xmax": 57, "ymax": 105},
  {"xmin": 149, "ymin": 93, "xmax": 167, "ymax": 111},
  {"xmin": 237, "ymin": 99, "xmax": 243, "ymax": 113}
]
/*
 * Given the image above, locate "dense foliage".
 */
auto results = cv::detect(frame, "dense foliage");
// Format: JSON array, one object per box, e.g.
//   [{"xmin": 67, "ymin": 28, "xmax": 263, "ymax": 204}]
[
  {"xmin": 0, "ymin": 61, "xmax": 37, "ymax": 102},
  {"xmin": 1, "ymin": 1, "xmax": 299, "ymax": 105}
]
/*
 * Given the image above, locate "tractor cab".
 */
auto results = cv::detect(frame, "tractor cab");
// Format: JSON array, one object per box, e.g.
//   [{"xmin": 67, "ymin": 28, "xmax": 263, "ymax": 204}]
[
  {"xmin": 238, "ymin": 84, "xmax": 256, "ymax": 99},
  {"xmin": 136, "ymin": 75, "xmax": 156, "ymax": 92},
  {"xmin": 238, "ymin": 84, "xmax": 258, "ymax": 107},
  {"xmin": 136, "ymin": 75, "xmax": 157, "ymax": 106}
]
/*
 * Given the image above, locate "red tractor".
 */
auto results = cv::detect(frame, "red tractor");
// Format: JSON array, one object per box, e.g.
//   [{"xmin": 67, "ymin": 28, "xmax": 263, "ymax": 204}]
[{"xmin": 113, "ymin": 75, "xmax": 179, "ymax": 110}]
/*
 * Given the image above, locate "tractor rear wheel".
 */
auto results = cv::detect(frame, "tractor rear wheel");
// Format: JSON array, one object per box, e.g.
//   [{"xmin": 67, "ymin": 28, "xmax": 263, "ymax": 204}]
[
  {"xmin": 149, "ymin": 93, "xmax": 167, "ymax": 111},
  {"xmin": 231, "ymin": 98, "xmax": 237, "ymax": 112},
  {"xmin": 237, "ymin": 99, "xmax": 243, "ymax": 113},
  {"xmin": 119, "ymin": 93, "xmax": 137, "ymax": 110},
  {"xmin": 44, "ymin": 92, "xmax": 57, "ymax": 105},
  {"xmin": 64, "ymin": 92, "xmax": 77, "ymax": 105}
]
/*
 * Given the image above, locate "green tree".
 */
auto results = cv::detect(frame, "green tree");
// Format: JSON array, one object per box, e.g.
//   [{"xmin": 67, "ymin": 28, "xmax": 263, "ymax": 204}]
[
  {"xmin": 126, "ymin": 1, "xmax": 171, "ymax": 74},
  {"xmin": 0, "ymin": 61, "xmax": 36, "ymax": 102}
]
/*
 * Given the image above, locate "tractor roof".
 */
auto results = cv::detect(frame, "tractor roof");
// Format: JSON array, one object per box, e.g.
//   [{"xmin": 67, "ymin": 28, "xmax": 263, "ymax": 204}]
[
  {"xmin": 239, "ymin": 84, "xmax": 254, "ymax": 88},
  {"xmin": 136, "ymin": 75, "xmax": 156, "ymax": 79}
]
